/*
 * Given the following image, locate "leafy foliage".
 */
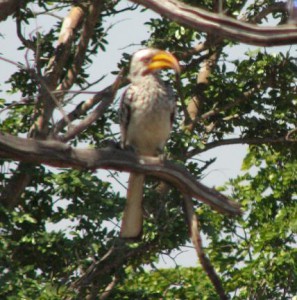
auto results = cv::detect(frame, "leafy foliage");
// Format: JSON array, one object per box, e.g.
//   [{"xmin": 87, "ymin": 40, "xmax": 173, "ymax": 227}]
[
  {"xmin": 207, "ymin": 145, "xmax": 297, "ymax": 298},
  {"xmin": 112, "ymin": 266, "xmax": 219, "ymax": 299}
]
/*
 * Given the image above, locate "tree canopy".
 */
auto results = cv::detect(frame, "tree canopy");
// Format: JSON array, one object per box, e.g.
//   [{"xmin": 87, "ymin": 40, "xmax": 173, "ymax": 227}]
[{"xmin": 0, "ymin": 0, "xmax": 296, "ymax": 299}]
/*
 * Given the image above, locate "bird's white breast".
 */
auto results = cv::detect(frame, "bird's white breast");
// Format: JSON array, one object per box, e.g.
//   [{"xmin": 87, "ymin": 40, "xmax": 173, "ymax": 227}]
[{"xmin": 125, "ymin": 77, "xmax": 175, "ymax": 156}]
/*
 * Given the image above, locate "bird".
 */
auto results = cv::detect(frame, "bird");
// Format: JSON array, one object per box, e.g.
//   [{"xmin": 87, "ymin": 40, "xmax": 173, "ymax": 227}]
[{"xmin": 119, "ymin": 48, "xmax": 180, "ymax": 239}]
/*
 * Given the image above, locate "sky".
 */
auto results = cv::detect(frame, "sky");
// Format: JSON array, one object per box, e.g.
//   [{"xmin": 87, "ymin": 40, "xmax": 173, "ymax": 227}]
[{"xmin": 0, "ymin": 0, "xmax": 294, "ymax": 268}]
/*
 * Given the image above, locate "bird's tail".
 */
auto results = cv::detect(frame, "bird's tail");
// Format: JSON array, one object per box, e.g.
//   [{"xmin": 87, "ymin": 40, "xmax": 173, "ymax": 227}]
[{"xmin": 120, "ymin": 173, "xmax": 145, "ymax": 239}]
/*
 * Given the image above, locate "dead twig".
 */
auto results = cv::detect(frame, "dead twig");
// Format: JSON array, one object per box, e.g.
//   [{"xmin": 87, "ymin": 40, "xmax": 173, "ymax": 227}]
[{"xmin": 55, "ymin": 70, "xmax": 124, "ymax": 142}]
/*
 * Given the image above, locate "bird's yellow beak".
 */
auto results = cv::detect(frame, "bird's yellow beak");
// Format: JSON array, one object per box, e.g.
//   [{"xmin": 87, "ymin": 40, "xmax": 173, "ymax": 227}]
[{"xmin": 147, "ymin": 51, "xmax": 180, "ymax": 74}]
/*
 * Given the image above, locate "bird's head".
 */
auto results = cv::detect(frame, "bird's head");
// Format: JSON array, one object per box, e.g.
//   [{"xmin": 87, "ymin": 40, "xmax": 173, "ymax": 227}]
[{"xmin": 129, "ymin": 48, "xmax": 180, "ymax": 81}]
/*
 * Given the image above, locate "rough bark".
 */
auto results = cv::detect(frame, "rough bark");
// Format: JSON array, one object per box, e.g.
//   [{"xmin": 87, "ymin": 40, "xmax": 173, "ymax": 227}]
[
  {"xmin": 0, "ymin": 133, "xmax": 241, "ymax": 216},
  {"xmin": 129, "ymin": 0, "xmax": 295, "ymax": 46}
]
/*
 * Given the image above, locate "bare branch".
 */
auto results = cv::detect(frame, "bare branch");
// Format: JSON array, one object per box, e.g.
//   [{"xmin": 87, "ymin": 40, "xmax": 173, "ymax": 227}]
[
  {"xmin": 99, "ymin": 276, "xmax": 118, "ymax": 300},
  {"xmin": 0, "ymin": 133, "xmax": 241, "ymax": 216},
  {"xmin": 184, "ymin": 50, "xmax": 220, "ymax": 132},
  {"xmin": 0, "ymin": 55, "xmax": 23, "ymax": 68},
  {"xmin": 246, "ymin": 2, "xmax": 287, "ymax": 24},
  {"xmin": 174, "ymin": 42, "xmax": 208, "ymax": 60},
  {"xmin": 0, "ymin": 4, "xmax": 88, "ymax": 207},
  {"xmin": 44, "ymin": 6, "xmax": 85, "ymax": 90},
  {"xmin": 182, "ymin": 195, "xmax": 228, "ymax": 300},
  {"xmin": 56, "ymin": 90, "xmax": 112, "ymax": 142},
  {"xmin": 52, "ymin": 70, "xmax": 127, "ymax": 137},
  {"xmin": 102, "ymin": 3, "xmax": 139, "ymax": 16},
  {"xmin": 16, "ymin": 10, "xmax": 35, "ymax": 51},
  {"xmin": 129, "ymin": 0, "xmax": 297, "ymax": 46},
  {"xmin": 187, "ymin": 136, "xmax": 295, "ymax": 157},
  {"xmin": 200, "ymin": 85, "xmax": 262, "ymax": 122},
  {"xmin": 58, "ymin": 0, "xmax": 104, "ymax": 91},
  {"xmin": 61, "ymin": 74, "xmax": 108, "ymax": 102},
  {"xmin": 69, "ymin": 238, "xmax": 159, "ymax": 298},
  {"xmin": 55, "ymin": 70, "xmax": 124, "ymax": 142}
]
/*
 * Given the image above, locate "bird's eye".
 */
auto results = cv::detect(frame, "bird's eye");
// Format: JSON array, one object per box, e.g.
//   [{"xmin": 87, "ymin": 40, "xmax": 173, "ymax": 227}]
[{"xmin": 141, "ymin": 57, "xmax": 150, "ymax": 64}]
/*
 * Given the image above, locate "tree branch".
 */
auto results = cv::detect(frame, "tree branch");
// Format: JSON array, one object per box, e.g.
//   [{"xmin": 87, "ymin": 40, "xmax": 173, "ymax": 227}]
[
  {"xmin": 286, "ymin": 128, "xmax": 297, "ymax": 142},
  {"xmin": 44, "ymin": 5, "xmax": 85, "ymax": 92},
  {"xmin": 69, "ymin": 238, "xmax": 160, "ymax": 298},
  {"xmin": 183, "ymin": 195, "xmax": 228, "ymax": 300},
  {"xmin": 56, "ymin": 89, "xmax": 113, "ymax": 142},
  {"xmin": 199, "ymin": 84, "xmax": 264, "ymax": 123},
  {"xmin": 185, "ymin": 50, "xmax": 220, "ymax": 133},
  {"xmin": 129, "ymin": 0, "xmax": 297, "ymax": 46},
  {"xmin": 16, "ymin": 10, "xmax": 35, "ymax": 51},
  {"xmin": 0, "ymin": 0, "xmax": 19, "ymax": 22},
  {"xmin": 249, "ymin": 2, "xmax": 287, "ymax": 24},
  {"xmin": 0, "ymin": 133, "xmax": 241, "ymax": 215},
  {"xmin": 25, "ymin": 5, "xmax": 85, "ymax": 139},
  {"xmin": 0, "ymin": 4, "xmax": 89, "ymax": 207},
  {"xmin": 98, "ymin": 276, "xmax": 118, "ymax": 300},
  {"xmin": 55, "ymin": 70, "xmax": 124, "ymax": 142},
  {"xmin": 187, "ymin": 136, "xmax": 295, "ymax": 157},
  {"xmin": 58, "ymin": 0, "xmax": 104, "ymax": 91}
]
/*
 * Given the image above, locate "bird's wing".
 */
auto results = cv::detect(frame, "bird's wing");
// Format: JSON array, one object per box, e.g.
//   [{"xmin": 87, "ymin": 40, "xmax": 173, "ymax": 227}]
[
  {"xmin": 165, "ymin": 82, "xmax": 176, "ymax": 127},
  {"xmin": 119, "ymin": 86, "xmax": 135, "ymax": 148},
  {"xmin": 119, "ymin": 85, "xmax": 145, "ymax": 239}
]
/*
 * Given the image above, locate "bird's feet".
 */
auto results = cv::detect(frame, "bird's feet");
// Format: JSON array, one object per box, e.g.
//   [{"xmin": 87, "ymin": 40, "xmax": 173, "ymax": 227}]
[
  {"xmin": 100, "ymin": 139, "xmax": 119, "ymax": 149},
  {"xmin": 138, "ymin": 155, "xmax": 165, "ymax": 166},
  {"xmin": 156, "ymin": 147, "xmax": 167, "ymax": 163},
  {"xmin": 123, "ymin": 144, "xmax": 137, "ymax": 153}
]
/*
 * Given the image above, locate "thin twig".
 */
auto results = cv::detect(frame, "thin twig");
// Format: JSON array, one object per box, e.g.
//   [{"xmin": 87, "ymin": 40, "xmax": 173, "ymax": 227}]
[
  {"xmin": 0, "ymin": 98, "xmax": 34, "ymax": 115},
  {"xmin": 186, "ymin": 135, "xmax": 294, "ymax": 157},
  {"xmin": 200, "ymin": 85, "xmax": 263, "ymax": 121},
  {"xmin": 55, "ymin": 70, "xmax": 124, "ymax": 142},
  {"xmin": 0, "ymin": 55, "xmax": 23, "ymax": 68},
  {"xmin": 61, "ymin": 74, "xmax": 108, "ymax": 102},
  {"xmin": 16, "ymin": 10, "xmax": 35, "ymax": 51}
]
